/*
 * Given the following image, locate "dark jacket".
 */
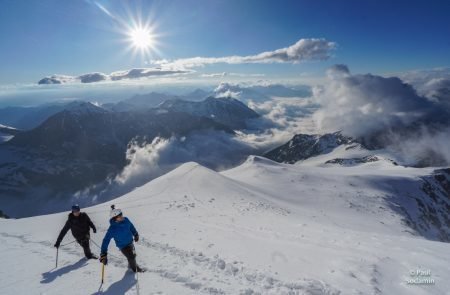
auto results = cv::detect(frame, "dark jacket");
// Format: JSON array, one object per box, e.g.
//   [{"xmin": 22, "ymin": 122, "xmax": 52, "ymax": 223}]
[
  {"xmin": 101, "ymin": 217, "xmax": 138, "ymax": 253},
  {"xmin": 56, "ymin": 212, "xmax": 96, "ymax": 243}
]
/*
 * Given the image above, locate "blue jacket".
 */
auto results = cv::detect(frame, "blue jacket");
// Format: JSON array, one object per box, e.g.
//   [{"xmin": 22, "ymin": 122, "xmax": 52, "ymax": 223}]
[{"xmin": 101, "ymin": 217, "xmax": 138, "ymax": 253}]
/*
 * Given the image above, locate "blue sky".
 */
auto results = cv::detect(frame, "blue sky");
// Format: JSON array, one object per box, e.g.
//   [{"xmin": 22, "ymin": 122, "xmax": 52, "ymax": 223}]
[{"xmin": 1, "ymin": 0, "xmax": 449, "ymax": 84}]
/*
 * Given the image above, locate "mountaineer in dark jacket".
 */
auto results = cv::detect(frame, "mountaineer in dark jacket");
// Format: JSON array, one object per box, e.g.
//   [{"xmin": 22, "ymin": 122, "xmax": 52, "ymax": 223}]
[
  {"xmin": 54, "ymin": 204, "xmax": 97, "ymax": 259},
  {"xmin": 99, "ymin": 205, "xmax": 144, "ymax": 272}
]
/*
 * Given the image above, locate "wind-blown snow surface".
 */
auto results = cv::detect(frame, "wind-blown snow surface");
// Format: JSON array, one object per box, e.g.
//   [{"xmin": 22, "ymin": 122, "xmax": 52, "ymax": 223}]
[{"xmin": 1, "ymin": 156, "xmax": 449, "ymax": 294}]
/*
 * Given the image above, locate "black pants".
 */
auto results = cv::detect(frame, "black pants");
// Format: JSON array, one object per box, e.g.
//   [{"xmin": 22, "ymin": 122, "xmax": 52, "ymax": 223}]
[
  {"xmin": 120, "ymin": 243, "xmax": 139, "ymax": 271},
  {"xmin": 76, "ymin": 238, "xmax": 94, "ymax": 258}
]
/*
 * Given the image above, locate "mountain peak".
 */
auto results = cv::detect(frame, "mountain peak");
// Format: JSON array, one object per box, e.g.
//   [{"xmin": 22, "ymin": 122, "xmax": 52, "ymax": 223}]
[
  {"xmin": 63, "ymin": 101, "xmax": 109, "ymax": 115},
  {"xmin": 264, "ymin": 132, "xmax": 355, "ymax": 164}
]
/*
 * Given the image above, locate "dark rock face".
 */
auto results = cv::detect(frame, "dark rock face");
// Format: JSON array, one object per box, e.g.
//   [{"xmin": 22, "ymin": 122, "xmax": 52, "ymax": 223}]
[
  {"xmin": 326, "ymin": 156, "xmax": 379, "ymax": 165},
  {"xmin": 411, "ymin": 169, "xmax": 450, "ymax": 242},
  {"xmin": 264, "ymin": 132, "xmax": 354, "ymax": 164},
  {"xmin": 325, "ymin": 156, "xmax": 398, "ymax": 166}
]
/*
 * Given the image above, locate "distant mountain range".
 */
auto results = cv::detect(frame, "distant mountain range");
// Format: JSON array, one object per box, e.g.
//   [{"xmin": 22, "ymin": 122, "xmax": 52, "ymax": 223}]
[
  {"xmin": 0, "ymin": 89, "xmax": 210, "ymax": 130},
  {"xmin": 214, "ymin": 83, "xmax": 312, "ymax": 102},
  {"xmin": 0, "ymin": 97, "xmax": 259, "ymax": 217},
  {"xmin": 158, "ymin": 97, "xmax": 259, "ymax": 129},
  {"xmin": 101, "ymin": 89, "xmax": 210, "ymax": 112},
  {"xmin": 0, "ymin": 84, "xmax": 309, "ymax": 130}
]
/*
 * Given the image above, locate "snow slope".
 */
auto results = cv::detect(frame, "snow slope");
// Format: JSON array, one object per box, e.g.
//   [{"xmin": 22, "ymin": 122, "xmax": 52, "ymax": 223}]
[
  {"xmin": 0, "ymin": 123, "xmax": 17, "ymax": 143},
  {"xmin": 0, "ymin": 155, "xmax": 449, "ymax": 294}
]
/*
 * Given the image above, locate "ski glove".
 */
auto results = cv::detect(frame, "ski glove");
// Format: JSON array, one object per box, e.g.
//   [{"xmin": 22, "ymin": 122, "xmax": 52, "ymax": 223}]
[
  {"xmin": 99, "ymin": 253, "xmax": 108, "ymax": 265},
  {"xmin": 93, "ymin": 228, "xmax": 97, "ymax": 234},
  {"xmin": 134, "ymin": 234, "xmax": 139, "ymax": 242},
  {"xmin": 54, "ymin": 242, "xmax": 60, "ymax": 248}
]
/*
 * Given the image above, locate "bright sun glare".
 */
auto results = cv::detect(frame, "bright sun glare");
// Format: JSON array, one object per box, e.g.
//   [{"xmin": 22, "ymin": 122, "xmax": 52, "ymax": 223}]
[{"xmin": 129, "ymin": 27, "xmax": 153, "ymax": 50}]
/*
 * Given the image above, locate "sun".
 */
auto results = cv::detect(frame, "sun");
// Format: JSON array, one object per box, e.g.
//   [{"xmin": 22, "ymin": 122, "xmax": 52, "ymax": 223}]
[
  {"xmin": 123, "ymin": 22, "xmax": 161, "ymax": 61},
  {"xmin": 129, "ymin": 27, "xmax": 154, "ymax": 50}
]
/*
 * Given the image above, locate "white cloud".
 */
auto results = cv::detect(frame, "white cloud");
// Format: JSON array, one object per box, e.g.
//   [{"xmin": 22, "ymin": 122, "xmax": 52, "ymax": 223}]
[
  {"xmin": 213, "ymin": 82, "xmax": 312, "ymax": 101},
  {"xmin": 396, "ymin": 67, "xmax": 450, "ymax": 87},
  {"xmin": 200, "ymin": 72, "xmax": 228, "ymax": 78},
  {"xmin": 200, "ymin": 72, "xmax": 265, "ymax": 78},
  {"xmin": 79, "ymin": 72, "xmax": 108, "ymax": 83},
  {"xmin": 114, "ymin": 137, "xmax": 174, "ymax": 188},
  {"xmin": 38, "ymin": 38, "xmax": 334, "ymax": 85},
  {"xmin": 153, "ymin": 38, "xmax": 336, "ymax": 68},
  {"xmin": 77, "ymin": 131, "xmax": 257, "ymax": 198},
  {"xmin": 314, "ymin": 65, "xmax": 436, "ymax": 137},
  {"xmin": 38, "ymin": 68, "xmax": 191, "ymax": 84},
  {"xmin": 313, "ymin": 65, "xmax": 450, "ymax": 166},
  {"xmin": 393, "ymin": 68, "xmax": 450, "ymax": 104},
  {"xmin": 110, "ymin": 68, "xmax": 190, "ymax": 81}
]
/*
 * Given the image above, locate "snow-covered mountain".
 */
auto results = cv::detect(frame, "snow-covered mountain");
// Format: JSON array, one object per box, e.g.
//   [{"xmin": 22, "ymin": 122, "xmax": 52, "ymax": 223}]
[
  {"xmin": 0, "ymin": 153, "xmax": 448, "ymax": 294},
  {"xmin": 158, "ymin": 97, "xmax": 260, "ymax": 129},
  {"xmin": 265, "ymin": 129, "xmax": 450, "ymax": 169},
  {"xmin": 263, "ymin": 132, "xmax": 450, "ymax": 242},
  {"xmin": 264, "ymin": 132, "xmax": 356, "ymax": 164}
]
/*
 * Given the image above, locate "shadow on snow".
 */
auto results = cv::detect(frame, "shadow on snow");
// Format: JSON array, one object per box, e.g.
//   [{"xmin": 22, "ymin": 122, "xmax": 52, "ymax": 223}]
[{"xmin": 41, "ymin": 258, "xmax": 87, "ymax": 284}]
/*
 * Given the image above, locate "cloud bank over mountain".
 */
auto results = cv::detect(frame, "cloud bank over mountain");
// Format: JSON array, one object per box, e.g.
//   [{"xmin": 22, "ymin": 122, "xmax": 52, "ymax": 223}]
[
  {"xmin": 399, "ymin": 68, "xmax": 450, "ymax": 107},
  {"xmin": 38, "ymin": 68, "xmax": 190, "ymax": 85},
  {"xmin": 313, "ymin": 65, "xmax": 450, "ymax": 165}
]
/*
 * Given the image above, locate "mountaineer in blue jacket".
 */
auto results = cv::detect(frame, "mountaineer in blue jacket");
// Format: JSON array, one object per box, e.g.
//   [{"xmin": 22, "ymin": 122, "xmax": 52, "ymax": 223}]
[{"xmin": 99, "ymin": 205, "xmax": 144, "ymax": 272}]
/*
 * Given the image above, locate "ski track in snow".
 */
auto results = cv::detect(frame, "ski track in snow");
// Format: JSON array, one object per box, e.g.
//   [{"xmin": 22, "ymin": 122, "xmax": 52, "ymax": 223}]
[
  {"xmin": 1, "ymin": 231, "xmax": 339, "ymax": 295},
  {"xmin": 135, "ymin": 236, "xmax": 339, "ymax": 294}
]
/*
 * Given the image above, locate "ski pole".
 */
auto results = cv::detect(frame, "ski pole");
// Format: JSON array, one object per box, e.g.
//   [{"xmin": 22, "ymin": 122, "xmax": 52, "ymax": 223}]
[
  {"xmin": 134, "ymin": 245, "xmax": 140, "ymax": 295},
  {"xmin": 56, "ymin": 247, "xmax": 59, "ymax": 268},
  {"xmin": 101, "ymin": 263, "xmax": 105, "ymax": 284},
  {"xmin": 136, "ymin": 265, "xmax": 140, "ymax": 295}
]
